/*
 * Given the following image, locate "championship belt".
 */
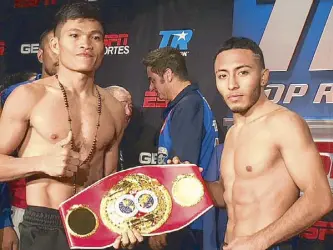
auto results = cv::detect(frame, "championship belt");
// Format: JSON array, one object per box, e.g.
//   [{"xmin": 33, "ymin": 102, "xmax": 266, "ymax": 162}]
[{"xmin": 58, "ymin": 164, "xmax": 213, "ymax": 249}]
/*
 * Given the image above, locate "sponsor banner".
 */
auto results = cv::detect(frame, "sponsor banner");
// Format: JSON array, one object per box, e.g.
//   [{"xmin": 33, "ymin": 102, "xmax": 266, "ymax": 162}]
[
  {"xmin": 158, "ymin": 29, "xmax": 193, "ymax": 56},
  {"xmin": 104, "ymin": 33, "xmax": 130, "ymax": 56}
]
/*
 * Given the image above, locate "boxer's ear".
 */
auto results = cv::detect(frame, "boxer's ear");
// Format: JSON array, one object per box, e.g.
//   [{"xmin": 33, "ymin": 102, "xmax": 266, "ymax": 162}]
[
  {"xmin": 260, "ymin": 69, "xmax": 270, "ymax": 87},
  {"xmin": 50, "ymin": 36, "xmax": 59, "ymax": 56},
  {"xmin": 37, "ymin": 49, "xmax": 43, "ymax": 64}
]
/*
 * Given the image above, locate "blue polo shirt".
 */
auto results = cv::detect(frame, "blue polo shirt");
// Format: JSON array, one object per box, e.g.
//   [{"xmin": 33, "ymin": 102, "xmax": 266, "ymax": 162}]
[
  {"xmin": 0, "ymin": 183, "xmax": 13, "ymax": 228},
  {"xmin": 158, "ymin": 84, "xmax": 219, "ymax": 230}
]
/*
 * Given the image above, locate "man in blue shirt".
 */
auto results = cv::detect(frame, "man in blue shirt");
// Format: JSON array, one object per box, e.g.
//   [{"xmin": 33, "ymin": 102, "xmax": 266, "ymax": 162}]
[
  {"xmin": 0, "ymin": 184, "xmax": 13, "ymax": 229},
  {"xmin": 0, "ymin": 182, "xmax": 16, "ymax": 249},
  {"xmin": 142, "ymin": 47, "xmax": 219, "ymax": 250},
  {"xmin": 203, "ymin": 144, "xmax": 228, "ymax": 249}
]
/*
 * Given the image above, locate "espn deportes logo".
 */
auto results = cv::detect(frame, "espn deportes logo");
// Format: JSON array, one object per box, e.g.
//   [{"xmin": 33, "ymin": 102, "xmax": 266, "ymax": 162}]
[
  {"xmin": 301, "ymin": 220, "xmax": 333, "ymax": 241},
  {"xmin": 104, "ymin": 34, "xmax": 130, "ymax": 55},
  {"xmin": 159, "ymin": 29, "xmax": 193, "ymax": 56},
  {"xmin": 0, "ymin": 41, "xmax": 5, "ymax": 56},
  {"xmin": 259, "ymin": 0, "xmax": 332, "ymax": 104},
  {"xmin": 15, "ymin": 0, "xmax": 57, "ymax": 8},
  {"xmin": 21, "ymin": 43, "xmax": 39, "ymax": 54},
  {"xmin": 142, "ymin": 91, "xmax": 168, "ymax": 108}
]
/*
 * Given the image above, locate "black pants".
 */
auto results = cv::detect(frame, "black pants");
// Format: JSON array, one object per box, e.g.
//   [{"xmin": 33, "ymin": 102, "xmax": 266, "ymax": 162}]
[
  {"xmin": 19, "ymin": 206, "xmax": 69, "ymax": 250},
  {"xmin": 19, "ymin": 206, "xmax": 106, "ymax": 250}
]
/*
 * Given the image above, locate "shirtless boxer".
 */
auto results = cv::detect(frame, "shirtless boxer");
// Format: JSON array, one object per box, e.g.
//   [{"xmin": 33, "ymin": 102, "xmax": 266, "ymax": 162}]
[
  {"xmin": 0, "ymin": 2, "xmax": 141, "ymax": 250},
  {"xmin": 208, "ymin": 37, "xmax": 333, "ymax": 250}
]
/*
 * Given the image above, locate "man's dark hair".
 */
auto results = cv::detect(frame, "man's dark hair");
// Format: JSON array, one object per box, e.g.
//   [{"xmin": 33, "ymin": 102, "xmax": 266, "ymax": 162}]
[
  {"xmin": 39, "ymin": 27, "xmax": 54, "ymax": 49},
  {"xmin": 142, "ymin": 47, "xmax": 189, "ymax": 81},
  {"xmin": 53, "ymin": 2, "xmax": 104, "ymax": 36},
  {"xmin": 215, "ymin": 37, "xmax": 266, "ymax": 69}
]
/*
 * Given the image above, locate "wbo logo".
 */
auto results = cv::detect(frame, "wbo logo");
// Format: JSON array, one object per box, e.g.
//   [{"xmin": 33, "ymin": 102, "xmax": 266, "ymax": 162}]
[{"xmin": 158, "ymin": 29, "xmax": 193, "ymax": 56}]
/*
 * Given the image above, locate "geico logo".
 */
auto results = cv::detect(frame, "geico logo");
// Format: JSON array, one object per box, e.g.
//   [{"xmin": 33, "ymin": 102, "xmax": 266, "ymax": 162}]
[
  {"xmin": 139, "ymin": 152, "xmax": 158, "ymax": 165},
  {"xmin": 21, "ymin": 43, "xmax": 39, "ymax": 54}
]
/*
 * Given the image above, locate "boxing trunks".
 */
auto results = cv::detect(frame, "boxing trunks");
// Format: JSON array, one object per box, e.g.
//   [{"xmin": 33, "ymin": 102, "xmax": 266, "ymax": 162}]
[{"xmin": 19, "ymin": 206, "xmax": 98, "ymax": 250}]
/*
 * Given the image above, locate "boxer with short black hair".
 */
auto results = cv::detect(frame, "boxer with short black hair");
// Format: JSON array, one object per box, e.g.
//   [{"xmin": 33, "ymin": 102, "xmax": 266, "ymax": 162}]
[
  {"xmin": 168, "ymin": 37, "xmax": 333, "ymax": 250},
  {"xmin": 0, "ymin": 2, "xmax": 141, "ymax": 250},
  {"xmin": 209, "ymin": 37, "xmax": 332, "ymax": 250}
]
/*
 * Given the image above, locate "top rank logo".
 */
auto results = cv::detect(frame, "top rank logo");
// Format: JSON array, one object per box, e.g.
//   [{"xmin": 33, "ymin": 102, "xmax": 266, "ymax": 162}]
[
  {"xmin": 232, "ymin": 0, "xmax": 333, "ymax": 118},
  {"xmin": 159, "ymin": 29, "xmax": 193, "ymax": 56},
  {"xmin": 258, "ymin": 0, "xmax": 333, "ymax": 105},
  {"xmin": 0, "ymin": 41, "xmax": 5, "ymax": 56},
  {"xmin": 104, "ymin": 34, "xmax": 130, "ymax": 56},
  {"xmin": 14, "ymin": 0, "xmax": 57, "ymax": 8}
]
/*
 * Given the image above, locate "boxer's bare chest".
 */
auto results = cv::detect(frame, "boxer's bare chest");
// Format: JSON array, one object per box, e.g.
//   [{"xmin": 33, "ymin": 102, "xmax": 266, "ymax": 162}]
[
  {"xmin": 29, "ymin": 91, "xmax": 116, "ymax": 155},
  {"xmin": 221, "ymin": 122, "xmax": 281, "ymax": 204}
]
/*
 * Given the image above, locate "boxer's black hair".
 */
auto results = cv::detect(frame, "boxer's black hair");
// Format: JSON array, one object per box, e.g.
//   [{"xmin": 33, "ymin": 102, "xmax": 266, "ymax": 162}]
[
  {"xmin": 215, "ymin": 37, "xmax": 265, "ymax": 69},
  {"xmin": 142, "ymin": 47, "xmax": 189, "ymax": 81},
  {"xmin": 39, "ymin": 27, "xmax": 54, "ymax": 49},
  {"xmin": 53, "ymin": 2, "xmax": 104, "ymax": 37}
]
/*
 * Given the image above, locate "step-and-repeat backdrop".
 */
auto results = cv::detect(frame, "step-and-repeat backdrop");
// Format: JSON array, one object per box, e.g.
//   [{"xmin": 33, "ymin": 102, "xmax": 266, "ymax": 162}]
[{"xmin": 0, "ymin": 0, "xmax": 331, "ymax": 249}]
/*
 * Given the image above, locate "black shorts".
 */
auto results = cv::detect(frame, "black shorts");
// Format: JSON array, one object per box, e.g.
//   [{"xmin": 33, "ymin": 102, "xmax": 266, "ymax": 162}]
[{"xmin": 19, "ymin": 206, "xmax": 104, "ymax": 250}]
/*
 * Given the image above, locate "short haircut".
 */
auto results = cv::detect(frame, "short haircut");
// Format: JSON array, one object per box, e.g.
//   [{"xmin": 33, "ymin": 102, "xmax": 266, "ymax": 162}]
[
  {"xmin": 215, "ymin": 37, "xmax": 265, "ymax": 69},
  {"xmin": 39, "ymin": 27, "xmax": 54, "ymax": 49},
  {"xmin": 142, "ymin": 47, "xmax": 189, "ymax": 81},
  {"xmin": 53, "ymin": 2, "xmax": 104, "ymax": 37}
]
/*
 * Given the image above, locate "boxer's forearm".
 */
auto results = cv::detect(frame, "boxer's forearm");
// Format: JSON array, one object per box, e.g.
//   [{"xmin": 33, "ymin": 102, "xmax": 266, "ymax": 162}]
[
  {"xmin": 254, "ymin": 190, "xmax": 333, "ymax": 249},
  {"xmin": 0, "ymin": 155, "xmax": 41, "ymax": 181},
  {"xmin": 205, "ymin": 180, "xmax": 225, "ymax": 208}
]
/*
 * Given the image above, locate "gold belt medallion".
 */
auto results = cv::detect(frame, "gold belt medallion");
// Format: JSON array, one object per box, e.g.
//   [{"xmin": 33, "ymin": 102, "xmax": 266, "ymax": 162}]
[
  {"xmin": 172, "ymin": 173, "xmax": 204, "ymax": 207},
  {"xmin": 65, "ymin": 205, "xmax": 99, "ymax": 238},
  {"xmin": 100, "ymin": 174, "xmax": 172, "ymax": 234}
]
